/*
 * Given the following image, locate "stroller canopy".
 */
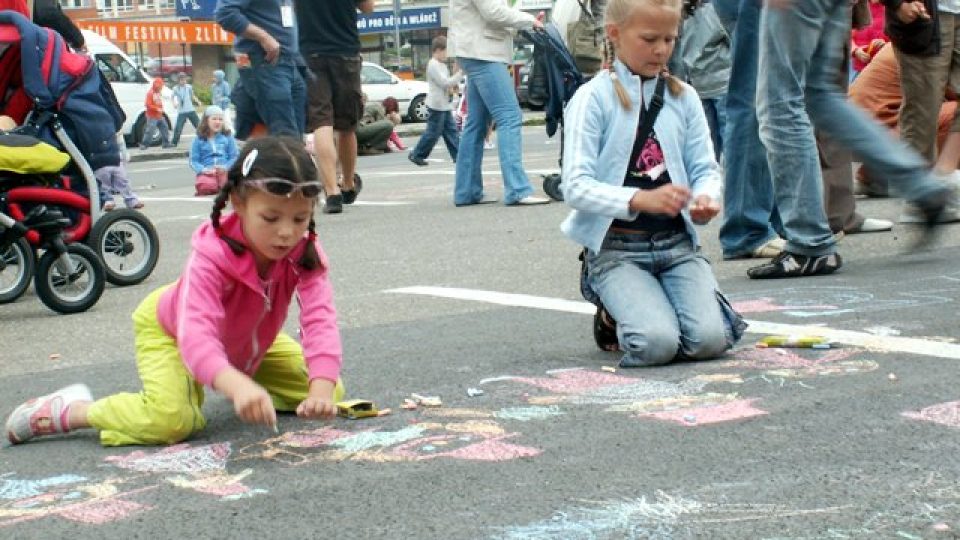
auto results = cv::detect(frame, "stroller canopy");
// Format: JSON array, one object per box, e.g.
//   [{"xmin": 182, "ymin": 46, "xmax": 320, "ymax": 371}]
[
  {"xmin": 522, "ymin": 23, "xmax": 584, "ymax": 137},
  {"xmin": 0, "ymin": 11, "xmax": 124, "ymax": 169}
]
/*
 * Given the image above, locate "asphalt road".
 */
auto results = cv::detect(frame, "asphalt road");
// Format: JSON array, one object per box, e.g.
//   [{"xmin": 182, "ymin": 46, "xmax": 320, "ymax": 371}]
[{"xmin": 2, "ymin": 128, "xmax": 960, "ymax": 539}]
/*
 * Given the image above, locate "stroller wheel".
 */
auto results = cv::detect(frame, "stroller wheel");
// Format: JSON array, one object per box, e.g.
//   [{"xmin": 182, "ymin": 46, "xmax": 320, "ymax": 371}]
[
  {"xmin": 34, "ymin": 243, "xmax": 105, "ymax": 314},
  {"xmin": 542, "ymin": 174, "xmax": 564, "ymax": 202},
  {"xmin": 87, "ymin": 209, "xmax": 160, "ymax": 286},
  {"xmin": 0, "ymin": 237, "xmax": 35, "ymax": 304}
]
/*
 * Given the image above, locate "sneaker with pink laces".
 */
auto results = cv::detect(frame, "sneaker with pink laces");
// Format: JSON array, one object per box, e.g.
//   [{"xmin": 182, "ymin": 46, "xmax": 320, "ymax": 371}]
[{"xmin": 4, "ymin": 384, "xmax": 92, "ymax": 446}]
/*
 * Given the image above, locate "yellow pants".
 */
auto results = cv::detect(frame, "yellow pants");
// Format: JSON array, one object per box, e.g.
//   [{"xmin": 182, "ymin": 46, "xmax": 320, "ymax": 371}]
[{"xmin": 87, "ymin": 286, "xmax": 345, "ymax": 447}]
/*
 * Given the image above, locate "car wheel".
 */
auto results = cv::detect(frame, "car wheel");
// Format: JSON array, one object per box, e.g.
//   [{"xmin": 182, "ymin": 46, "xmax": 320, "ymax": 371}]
[{"xmin": 407, "ymin": 95, "xmax": 428, "ymax": 123}]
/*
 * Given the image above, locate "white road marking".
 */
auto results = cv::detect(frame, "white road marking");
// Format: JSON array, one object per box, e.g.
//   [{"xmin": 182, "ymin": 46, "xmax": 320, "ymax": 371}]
[
  {"xmin": 153, "ymin": 214, "xmax": 207, "ymax": 224},
  {"xmin": 128, "ymin": 165, "xmax": 183, "ymax": 173},
  {"xmin": 386, "ymin": 286, "xmax": 960, "ymax": 360}
]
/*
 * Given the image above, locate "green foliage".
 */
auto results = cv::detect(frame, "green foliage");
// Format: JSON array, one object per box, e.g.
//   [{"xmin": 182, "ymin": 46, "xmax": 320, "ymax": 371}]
[{"xmin": 194, "ymin": 86, "xmax": 212, "ymax": 106}]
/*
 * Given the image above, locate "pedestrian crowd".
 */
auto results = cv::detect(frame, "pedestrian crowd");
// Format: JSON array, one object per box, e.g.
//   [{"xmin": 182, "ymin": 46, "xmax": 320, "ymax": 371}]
[{"xmin": 4, "ymin": 0, "xmax": 959, "ymax": 450}]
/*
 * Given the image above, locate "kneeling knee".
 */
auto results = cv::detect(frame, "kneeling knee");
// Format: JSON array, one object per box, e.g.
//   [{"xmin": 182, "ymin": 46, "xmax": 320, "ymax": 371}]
[
  {"xmin": 144, "ymin": 407, "xmax": 199, "ymax": 444},
  {"xmin": 681, "ymin": 327, "xmax": 730, "ymax": 360},
  {"xmin": 620, "ymin": 329, "xmax": 680, "ymax": 367}
]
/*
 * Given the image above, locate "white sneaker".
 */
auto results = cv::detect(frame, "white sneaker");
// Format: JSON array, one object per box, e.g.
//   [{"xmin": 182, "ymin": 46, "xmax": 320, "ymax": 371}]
[
  {"xmin": 509, "ymin": 196, "xmax": 550, "ymax": 206},
  {"xmin": 483, "ymin": 141, "xmax": 496, "ymax": 150},
  {"xmin": 4, "ymin": 384, "xmax": 92, "ymax": 446},
  {"xmin": 850, "ymin": 217, "xmax": 894, "ymax": 233}
]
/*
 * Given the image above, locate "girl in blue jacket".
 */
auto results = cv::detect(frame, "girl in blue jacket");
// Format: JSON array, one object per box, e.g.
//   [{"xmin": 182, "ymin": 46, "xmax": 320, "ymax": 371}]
[
  {"xmin": 560, "ymin": 0, "xmax": 745, "ymax": 367},
  {"xmin": 190, "ymin": 106, "xmax": 239, "ymax": 195}
]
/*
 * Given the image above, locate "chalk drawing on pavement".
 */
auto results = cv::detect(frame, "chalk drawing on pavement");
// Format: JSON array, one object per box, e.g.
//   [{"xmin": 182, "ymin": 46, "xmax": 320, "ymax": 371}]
[
  {"xmin": 483, "ymin": 368, "xmax": 770, "ymax": 426},
  {"xmin": 727, "ymin": 286, "xmax": 953, "ymax": 318},
  {"xmin": 491, "ymin": 491, "xmax": 850, "ymax": 539},
  {"xmin": 903, "ymin": 401, "xmax": 960, "ymax": 429},
  {"xmin": 719, "ymin": 347, "xmax": 877, "ymax": 379},
  {"xmin": 235, "ymin": 421, "xmax": 541, "ymax": 465}
]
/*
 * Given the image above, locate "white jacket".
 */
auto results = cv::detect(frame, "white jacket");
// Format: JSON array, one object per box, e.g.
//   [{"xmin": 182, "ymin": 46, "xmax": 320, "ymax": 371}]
[{"xmin": 448, "ymin": 0, "xmax": 537, "ymax": 63}]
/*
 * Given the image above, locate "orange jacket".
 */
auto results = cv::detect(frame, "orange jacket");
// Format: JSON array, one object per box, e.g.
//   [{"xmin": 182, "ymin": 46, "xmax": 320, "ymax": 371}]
[{"xmin": 144, "ymin": 78, "xmax": 164, "ymax": 120}]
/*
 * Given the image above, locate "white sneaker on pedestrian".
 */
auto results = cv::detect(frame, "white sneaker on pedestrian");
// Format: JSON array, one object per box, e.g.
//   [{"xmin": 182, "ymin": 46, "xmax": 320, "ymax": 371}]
[
  {"xmin": 849, "ymin": 217, "xmax": 893, "ymax": 233},
  {"xmin": 4, "ymin": 384, "xmax": 92, "ymax": 446},
  {"xmin": 509, "ymin": 196, "xmax": 550, "ymax": 206},
  {"xmin": 483, "ymin": 140, "xmax": 496, "ymax": 150}
]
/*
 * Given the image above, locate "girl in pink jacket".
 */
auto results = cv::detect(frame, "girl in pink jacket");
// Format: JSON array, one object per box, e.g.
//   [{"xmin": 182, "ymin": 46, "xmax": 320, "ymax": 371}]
[{"xmin": 4, "ymin": 136, "xmax": 345, "ymax": 447}]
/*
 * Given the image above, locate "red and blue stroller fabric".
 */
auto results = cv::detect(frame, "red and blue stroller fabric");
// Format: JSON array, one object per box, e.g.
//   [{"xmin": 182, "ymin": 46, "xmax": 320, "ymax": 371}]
[{"xmin": 0, "ymin": 11, "xmax": 125, "ymax": 170}]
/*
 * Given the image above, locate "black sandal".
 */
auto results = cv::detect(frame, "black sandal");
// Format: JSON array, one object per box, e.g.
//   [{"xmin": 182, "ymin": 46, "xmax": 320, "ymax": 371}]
[{"xmin": 593, "ymin": 305, "xmax": 619, "ymax": 352}]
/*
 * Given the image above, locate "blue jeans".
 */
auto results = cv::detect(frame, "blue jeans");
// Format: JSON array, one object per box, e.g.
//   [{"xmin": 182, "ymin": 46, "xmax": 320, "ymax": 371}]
[
  {"xmin": 237, "ymin": 53, "xmax": 306, "ymax": 137},
  {"xmin": 455, "ymin": 58, "xmax": 533, "ymax": 205},
  {"xmin": 139, "ymin": 117, "xmax": 170, "ymax": 148},
  {"xmin": 411, "ymin": 108, "xmax": 459, "ymax": 162},
  {"xmin": 586, "ymin": 232, "xmax": 745, "ymax": 367},
  {"xmin": 715, "ymin": 0, "xmax": 781, "ymax": 259},
  {"xmin": 171, "ymin": 111, "xmax": 199, "ymax": 146},
  {"xmin": 758, "ymin": 1, "xmax": 947, "ymax": 257},
  {"xmin": 702, "ymin": 97, "xmax": 726, "ymax": 161}
]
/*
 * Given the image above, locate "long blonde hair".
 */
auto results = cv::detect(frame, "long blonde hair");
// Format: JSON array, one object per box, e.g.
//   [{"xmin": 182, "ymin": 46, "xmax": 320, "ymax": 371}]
[{"xmin": 604, "ymin": 0, "xmax": 684, "ymax": 110}]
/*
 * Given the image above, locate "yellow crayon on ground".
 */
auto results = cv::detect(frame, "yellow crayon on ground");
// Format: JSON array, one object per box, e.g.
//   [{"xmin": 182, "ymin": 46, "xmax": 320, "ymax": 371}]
[{"xmin": 759, "ymin": 335, "xmax": 831, "ymax": 349}]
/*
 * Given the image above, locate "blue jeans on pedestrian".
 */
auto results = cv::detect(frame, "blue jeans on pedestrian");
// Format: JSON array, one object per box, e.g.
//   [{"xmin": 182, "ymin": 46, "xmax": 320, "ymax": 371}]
[
  {"xmin": 171, "ymin": 111, "xmax": 200, "ymax": 146},
  {"xmin": 586, "ymin": 232, "xmax": 745, "ymax": 367},
  {"xmin": 757, "ymin": 0, "xmax": 948, "ymax": 257},
  {"xmin": 411, "ymin": 107, "xmax": 459, "ymax": 162},
  {"xmin": 702, "ymin": 97, "xmax": 726, "ymax": 161},
  {"xmin": 139, "ymin": 117, "xmax": 170, "ymax": 148},
  {"xmin": 237, "ymin": 52, "xmax": 306, "ymax": 137},
  {"xmin": 455, "ymin": 58, "xmax": 533, "ymax": 205},
  {"xmin": 715, "ymin": 0, "xmax": 781, "ymax": 259}
]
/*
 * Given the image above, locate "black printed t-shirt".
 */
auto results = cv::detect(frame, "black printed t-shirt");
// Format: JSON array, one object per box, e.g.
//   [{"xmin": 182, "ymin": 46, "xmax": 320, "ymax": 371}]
[
  {"xmin": 611, "ymin": 106, "xmax": 685, "ymax": 233},
  {"xmin": 296, "ymin": 0, "xmax": 361, "ymax": 57}
]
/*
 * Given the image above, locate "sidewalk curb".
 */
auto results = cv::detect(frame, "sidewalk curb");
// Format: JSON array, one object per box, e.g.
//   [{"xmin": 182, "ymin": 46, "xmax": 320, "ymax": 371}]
[{"xmin": 127, "ymin": 116, "xmax": 547, "ymax": 163}]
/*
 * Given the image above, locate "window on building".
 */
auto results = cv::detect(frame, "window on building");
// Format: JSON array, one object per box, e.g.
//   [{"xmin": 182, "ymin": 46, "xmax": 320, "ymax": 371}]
[
  {"xmin": 96, "ymin": 0, "xmax": 135, "ymax": 12},
  {"xmin": 60, "ymin": 0, "xmax": 90, "ymax": 8}
]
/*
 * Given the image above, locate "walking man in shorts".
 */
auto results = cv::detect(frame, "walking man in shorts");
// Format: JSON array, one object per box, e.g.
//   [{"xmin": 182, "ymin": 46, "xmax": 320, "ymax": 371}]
[{"xmin": 296, "ymin": 0, "xmax": 375, "ymax": 214}]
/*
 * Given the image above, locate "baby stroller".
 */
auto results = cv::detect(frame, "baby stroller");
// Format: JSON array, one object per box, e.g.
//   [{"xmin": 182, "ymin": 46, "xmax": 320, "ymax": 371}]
[
  {"xmin": 520, "ymin": 23, "xmax": 586, "ymax": 202},
  {"xmin": 0, "ymin": 11, "xmax": 159, "ymax": 290}
]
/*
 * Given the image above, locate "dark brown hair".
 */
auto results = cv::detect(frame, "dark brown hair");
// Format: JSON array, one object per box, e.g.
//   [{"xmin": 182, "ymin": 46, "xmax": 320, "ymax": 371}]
[{"xmin": 210, "ymin": 136, "xmax": 323, "ymax": 270}]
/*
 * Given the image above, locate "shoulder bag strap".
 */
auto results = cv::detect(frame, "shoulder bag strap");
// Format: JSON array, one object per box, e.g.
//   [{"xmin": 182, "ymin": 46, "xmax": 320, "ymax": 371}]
[{"xmin": 635, "ymin": 76, "xmax": 667, "ymax": 145}]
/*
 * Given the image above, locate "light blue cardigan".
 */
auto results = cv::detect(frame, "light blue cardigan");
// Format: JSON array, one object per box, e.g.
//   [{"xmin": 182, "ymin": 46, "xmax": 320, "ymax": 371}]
[{"xmin": 560, "ymin": 59, "xmax": 723, "ymax": 254}]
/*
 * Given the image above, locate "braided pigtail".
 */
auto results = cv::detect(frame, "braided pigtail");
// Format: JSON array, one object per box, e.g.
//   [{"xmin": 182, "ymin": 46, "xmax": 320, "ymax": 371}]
[
  {"xmin": 298, "ymin": 217, "xmax": 323, "ymax": 271},
  {"xmin": 210, "ymin": 182, "xmax": 245, "ymax": 255}
]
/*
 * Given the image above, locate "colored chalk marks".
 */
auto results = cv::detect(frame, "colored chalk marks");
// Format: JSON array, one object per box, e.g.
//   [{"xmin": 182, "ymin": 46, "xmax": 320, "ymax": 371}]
[
  {"xmin": 903, "ymin": 400, "xmax": 960, "ymax": 429},
  {"xmin": 728, "ymin": 285, "xmax": 952, "ymax": 318},
  {"xmin": 721, "ymin": 347, "xmax": 876, "ymax": 379},
  {"xmin": 493, "ymin": 491, "xmax": 849, "ymax": 539},
  {"xmin": 236, "ymin": 419, "xmax": 541, "ymax": 465},
  {"xmin": 639, "ymin": 398, "xmax": 768, "ymax": 426}
]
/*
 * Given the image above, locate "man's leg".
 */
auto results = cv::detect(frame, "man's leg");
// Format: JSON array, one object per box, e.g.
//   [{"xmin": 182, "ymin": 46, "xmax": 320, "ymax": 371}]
[
  {"xmin": 171, "ymin": 114, "xmax": 186, "ymax": 146},
  {"xmin": 895, "ymin": 12, "xmax": 953, "ymax": 164},
  {"xmin": 756, "ymin": 0, "xmax": 836, "ymax": 259},
  {"xmin": 804, "ymin": 4, "xmax": 951, "ymax": 206},
  {"xmin": 313, "ymin": 126, "xmax": 340, "ymax": 197},
  {"xmin": 338, "ymin": 130, "xmax": 358, "ymax": 192},
  {"xmin": 253, "ymin": 59, "xmax": 299, "ymax": 137},
  {"xmin": 718, "ymin": 0, "xmax": 780, "ymax": 259},
  {"xmin": 410, "ymin": 108, "xmax": 443, "ymax": 160},
  {"xmin": 441, "ymin": 110, "xmax": 460, "ymax": 162}
]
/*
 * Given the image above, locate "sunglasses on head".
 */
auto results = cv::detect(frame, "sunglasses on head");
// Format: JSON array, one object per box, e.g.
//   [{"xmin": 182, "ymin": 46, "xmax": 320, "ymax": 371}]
[{"xmin": 244, "ymin": 178, "xmax": 322, "ymax": 198}]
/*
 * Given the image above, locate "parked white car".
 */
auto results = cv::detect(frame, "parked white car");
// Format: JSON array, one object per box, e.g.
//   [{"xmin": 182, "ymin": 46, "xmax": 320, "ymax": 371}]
[
  {"xmin": 360, "ymin": 62, "xmax": 429, "ymax": 122},
  {"xmin": 83, "ymin": 30, "xmax": 176, "ymax": 146}
]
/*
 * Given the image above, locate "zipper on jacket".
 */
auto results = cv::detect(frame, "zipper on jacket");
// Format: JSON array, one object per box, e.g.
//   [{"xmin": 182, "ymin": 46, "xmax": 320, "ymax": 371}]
[{"xmin": 243, "ymin": 280, "xmax": 272, "ymax": 372}]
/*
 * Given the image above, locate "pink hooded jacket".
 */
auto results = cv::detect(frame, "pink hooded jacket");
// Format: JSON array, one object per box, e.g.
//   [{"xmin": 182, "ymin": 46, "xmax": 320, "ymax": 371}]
[{"xmin": 155, "ymin": 213, "xmax": 341, "ymax": 387}]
